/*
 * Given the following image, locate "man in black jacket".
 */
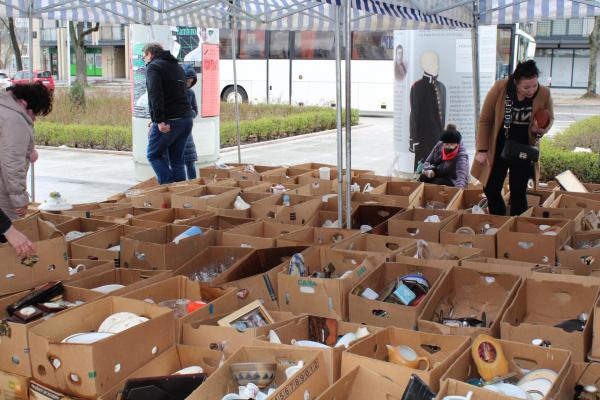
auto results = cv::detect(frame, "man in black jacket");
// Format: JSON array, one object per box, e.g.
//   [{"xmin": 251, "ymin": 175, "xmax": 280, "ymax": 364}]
[{"xmin": 143, "ymin": 43, "xmax": 194, "ymax": 184}]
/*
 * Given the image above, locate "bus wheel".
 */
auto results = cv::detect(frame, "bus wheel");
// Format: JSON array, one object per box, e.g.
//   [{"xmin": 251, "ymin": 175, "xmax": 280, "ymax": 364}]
[{"xmin": 222, "ymin": 86, "xmax": 248, "ymax": 103}]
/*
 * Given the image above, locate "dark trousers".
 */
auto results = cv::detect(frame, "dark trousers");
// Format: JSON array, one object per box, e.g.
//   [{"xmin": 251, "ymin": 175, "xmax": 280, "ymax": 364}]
[
  {"xmin": 484, "ymin": 136, "xmax": 532, "ymax": 216},
  {"xmin": 185, "ymin": 161, "xmax": 197, "ymax": 180},
  {"xmin": 147, "ymin": 117, "xmax": 193, "ymax": 184},
  {"xmin": 419, "ymin": 175, "xmax": 454, "ymax": 187}
]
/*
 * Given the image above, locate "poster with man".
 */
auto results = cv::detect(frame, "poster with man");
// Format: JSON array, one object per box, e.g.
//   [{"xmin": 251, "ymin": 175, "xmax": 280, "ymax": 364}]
[{"xmin": 392, "ymin": 27, "xmax": 497, "ymax": 174}]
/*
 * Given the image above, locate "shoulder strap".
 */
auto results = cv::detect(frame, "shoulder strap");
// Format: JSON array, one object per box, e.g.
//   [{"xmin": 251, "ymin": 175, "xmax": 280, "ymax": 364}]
[{"xmin": 503, "ymin": 94, "xmax": 513, "ymax": 139}]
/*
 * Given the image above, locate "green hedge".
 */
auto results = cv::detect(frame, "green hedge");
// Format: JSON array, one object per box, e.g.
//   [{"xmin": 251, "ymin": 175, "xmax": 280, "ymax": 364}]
[
  {"xmin": 34, "ymin": 108, "xmax": 360, "ymax": 151},
  {"xmin": 551, "ymin": 115, "xmax": 600, "ymax": 153},
  {"xmin": 539, "ymin": 138, "xmax": 600, "ymax": 183}
]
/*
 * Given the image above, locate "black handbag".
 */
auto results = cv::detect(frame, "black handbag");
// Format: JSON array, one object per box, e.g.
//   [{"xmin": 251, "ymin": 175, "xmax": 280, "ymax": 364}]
[{"xmin": 500, "ymin": 94, "xmax": 539, "ymax": 164}]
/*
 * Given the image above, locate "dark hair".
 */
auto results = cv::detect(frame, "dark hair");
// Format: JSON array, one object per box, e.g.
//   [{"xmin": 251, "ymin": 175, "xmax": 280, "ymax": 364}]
[
  {"xmin": 142, "ymin": 43, "xmax": 164, "ymax": 57},
  {"xmin": 6, "ymin": 82, "xmax": 53, "ymax": 116},
  {"xmin": 440, "ymin": 124, "xmax": 462, "ymax": 144},
  {"xmin": 512, "ymin": 60, "xmax": 539, "ymax": 82}
]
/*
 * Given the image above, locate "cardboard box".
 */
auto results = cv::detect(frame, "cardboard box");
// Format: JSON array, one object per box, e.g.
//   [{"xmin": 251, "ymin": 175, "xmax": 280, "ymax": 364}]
[
  {"xmin": 65, "ymin": 259, "xmax": 115, "ymax": 281},
  {"xmin": 54, "ymin": 217, "xmax": 117, "ymax": 255},
  {"xmin": 251, "ymin": 193, "xmax": 321, "ymax": 225},
  {"xmin": 228, "ymin": 165, "xmax": 286, "ymax": 181},
  {"xmin": 589, "ymin": 296, "xmax": 600, "ymax": 361},
  {"xmin": 460, "ymin": 257, "xmax": 539, "ymax": 278},
  {"xmin": 89, "ymin": 207, "xmax": 155, "ymax": 225},
  {"xmin": 557, "ymin": 362, "xmax": 600, "ymax": 400},
  {"xmin": 208, "ymin": 246, "xmax": 310, "ymax": 311},
  {"xmin": 36, "ymin": 212, "xmax": 76, "ymax": 227},
  {"xmin": 315, "ymin": 366, "xmax": 406, "ymax": 400},
  {"xmin": 120, "ymin": 225, "xmax": 215, "ymax": 270},
  {"xmin": 496, "ymin": 216, "xmax": 572, "ymax": 264},
  {"xmin": 98, "ymin": 344, "xmax": 222, "ymax": 400},
  {"xmin": 186, "ymin": 345, "xmax": 328, "ymax": 400},
  {"xmin": 123, "ymin": 276, "xmax": 239, "ymax": 340},
  {"xmin": 277, "ymin": 227, "xmax": 361, "ymax": 247},
  {"xmin": 524, "ymin": 188, "xmax": 558, "ymax": 208},
  {"xmin": 341, "ymin": 327, "xmax": 470, "ymax": 392},
  {"xmin": 130, "ymin": 208, "xmax": 214, "ymax": 229},
  {"xmin": 174, "ymin": 246, "xmax": 255, "ymax": 283},
  {"xmin": 551, "ymin": 194, "xmax": 600, "ymax": 212},
  {"xmin": 332, "ymin": 233, "xmax": 415, "ymax": 260},
  {"xmin": 395, "ymin": 240, "xmax": 483, "ymax": 269},
  {"xmin": 60, "ymin": 203, "xmax": 110, "ymax": 218},
  {"xmin": 192, "ymin": 214, "xmax": 255, "ymax": 231},
  {"xmin": 65, "ymin": 268, "xmax": 172, "ymax": 297},
  {"xmin": 348, "ymin": 261, "xmax": 446, "ymax": 329},
  {"xmin": 28, "ymin": 297, "xmax": 176, "ymax": 398},
  {"xmin": 170, "ymin": 185, "xmax": 240, "ymax": 210},
  {"xmin": 206, "ymin": 191, "xmax": 273, "ymax": 218},
  {"xmin": 277, "ymin": 248, "xmax": 377, "ymax": 319},
  {"xmin": 181, "ymin": 311, "xmax": 297, "ymax": 354},
  {"xmin": 387, "ymin": 208, "xmax": 459, "ymax": 242},
  {"xmin": 199, "ymin": 164, "xmax": 244, "ymax": 179},
  {"xmin": 1, "ymin": 217, "xmax": 69, "ymax": 296},
  {"xmin": 416, "ymin": 184, "xmax": 464, "ymax": 211},
  {"xmin": 128, "ymin": 184, "xmax": 198, "ymax": 209},
  {"xmin": 262, "ymin": 167, "xmax": 314, "ymax": 185},
  {"xmin": 418, "ymin": 267, "xmax": 521, "ymax": 338},
  {"xmin": 533, "ymin": 266, "xmax": 600, "ymax": 285},
  {"xmin": 306, "ymin": 210, "xmax": 348, "ymax": 228},
  {"xmin": 521, "ymin": 206, "xmax": 584, "ymax": 234},
  {"xmin": 440, "ymin": 213, "xmax": 513, "ymax": 257},
  {"xmin": 69, "ymin": 224, "xmax": 148, "ymax": 266},
  {"xmin": 215, "ymin": 179, "xmax": 272, "ymax": 192},
  {"xmin": 557, "ymin": 230, "xmax": 600, "ymax": 273},
  {"xmin": 371, "ymin": 181, "xmax": 424, "ymax": 208},
  {"xmin": 0, "ymin": 370, "xmax": 29, "ymax": 400},
  {"xmin": 254, "ymin": 315, "xmax": 382, "ymax": 383},
  {"xmin": 221, "ymin": 221, "xmax": 305, "ymax": 249},
  {"xmin": 440, "ymin": 339, "xmax": 571, "ymax": 400},
  {"xmin": 457, "ymin": 187, "xmax": 506, "ymax": 211},
  {"xmin": 501, "ymin": 276, "xmax": 599, "ymax": 361},
  {"xmin": 0, "ymin": 286, "xmax": 103, "ymax": 377},
  {"xmin": 350, "ymin": 204, "xmax": 404, "ymax": 234}
]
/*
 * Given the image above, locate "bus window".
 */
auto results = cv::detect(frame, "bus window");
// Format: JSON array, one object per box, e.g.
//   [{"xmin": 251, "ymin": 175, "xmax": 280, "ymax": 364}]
[
  {"xmin": 269, "ymin": 31, "xmax": 289, "ymax": 59},
  {"xmin": 351, "ymin": 31, "xmax": 393, "ymax": 60},
  {"xmin": 220, "ymin": 30, "xmax": 232, "ymax": 59},
  {"xmin": 293, "ymin": 31, "xmax": 336, "ymax": 60},
  {"xmin": 239, "ymin": 30, "xmax": 266, "ymax": 59}
]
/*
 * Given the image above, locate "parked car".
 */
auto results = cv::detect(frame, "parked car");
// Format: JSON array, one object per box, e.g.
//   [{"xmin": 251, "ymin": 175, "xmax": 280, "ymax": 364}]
[
  {"xmin": 0, "ymin": 71, "xmax": 10, "ymax": 88},
  {"xmin": 10, "ymin": 70, "xmax": 55, "ymax": 91}
]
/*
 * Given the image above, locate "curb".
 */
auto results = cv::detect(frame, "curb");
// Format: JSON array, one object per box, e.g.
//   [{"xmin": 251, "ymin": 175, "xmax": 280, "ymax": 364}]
[{"xmin": 37, "ymin": 146, "xmax": 133, "ymax": 156}]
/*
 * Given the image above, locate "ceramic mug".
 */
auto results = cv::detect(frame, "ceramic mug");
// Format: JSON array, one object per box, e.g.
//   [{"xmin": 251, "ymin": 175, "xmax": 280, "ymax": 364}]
[{"xmin": 387, "ymin": 345, "xmax": 430, "ymax": 370}]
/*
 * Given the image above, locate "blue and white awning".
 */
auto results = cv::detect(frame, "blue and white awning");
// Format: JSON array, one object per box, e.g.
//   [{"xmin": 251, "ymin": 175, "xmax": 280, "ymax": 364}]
[
  {"xmin": 0, "ymin": 0, "xmax": 472, "ymax": 30},
  {"xmin": 479, "ymin": 0, "xmax": 600, "ymax": 25}
]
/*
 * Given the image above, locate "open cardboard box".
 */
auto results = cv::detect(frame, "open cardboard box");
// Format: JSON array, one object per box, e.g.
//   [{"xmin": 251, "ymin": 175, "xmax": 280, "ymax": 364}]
[
  {"xmin": 0, "ymin": 286, "xmax": 103, "ymax": 378},
  {"xmin": 332, "ymin": 233, "xmax": 415, "ymax": 260},
  {"xmin": 170, "ymin": 185, "xmax": 240, "ymax": 210},
  {"xmin": 348, "ymin": 260, "xmax": 446, "ymax": 329},
  {"xmin": 395, "ymin": 240, "xmax": 483, "ymax": 269},
  {"xmin": 221, "ymin": 220, "xmax": 306, "ymax": 248},
  {"xmin": 192, "ymin": 214, "xmax": 255, "ymax": 231},
  {"xmin": 208, "ymin": 246, "xmax": 310, "ymax": 311},
  {"xmin": 129, "ymin": 208, "xmax": 214, "ymax": 229},
  {"xmin": 98, "ymin": 344, "xmax": 222, "ymax": 400},
  {"xmin": 60, "ymin": 202, "xmax": 116, "ymax": 218},
  {"xmin": 127, "ymin": 184, "xmax": 198, "ymax": 209},
  {"xmin": 181, "ymin": 311, "xmax": 297, "ymax": 355},
  {"xmin": 36, "ymin": 212, "xmax": 76, "ymax": 227},
  {"xmin": 89, "ymin": 206, "xmax": 155, "ymax": 225},
  {"xmin": 523, "ymin": 188, "xmax": 558, "ymax": 208},
  {"xmin": 254, "ymin": 315, "xmax": 382, "ymax": 383},
  {"xmin": 306, "ymin": 210, "xmax": 349, "ymax": 229},
  {"xmin": 174, "ymin": 245, "xmax": 255, "ymax": 283},
  {"xmin": 1, "ymin": 217, "xmax": 69, "ymax": 296},
  {"xmin": 369, "ymin": 181, "xmax": 424, "ymax": 208},
  {"xmin": 277, "ymin": 248, "xmax": 377, "ymax": 319},
  {"xmin": 66, "ymin": 268, "xmax": 171, "ymax": 297},
  {"xmin": 198, "ymin": 164, "xmax": 244, "ymax": 179},
  {"xmin": 120, "ymin": 225, "xmax": 215, "ymax": 270},
  {"xmin": 521, "ymin": 206, "xmax": 584, "ymax": 234},
  {"xmin": 387, "ymin": 208, "xmax": 459, "ymax": 242},
  {"xmin": 261, "ymin": 167, "xmax": 315, "ymax": 185},
  {"xmin": 496, "ymin": 216, "xmax": 572, "ymax": 264},
  {"xmin": 418, "ymin": 267, "xmax": 521, "ymax": 338},
  {"xmin": 550, "ymin": 194, "xmax": 600, "ymax": 213},
  {"xmin": 28, "ymin": 296, "xmax": 176, "ymax": 398},
  {"xmin": 205, "ymin": 191, "xmax": 273, "ymax": 218},
  {"xmin": 277, "ymin": 227, "xmax": 361, "ymax": 247},
  {"xmin": 315, "ymin": 366, "xmax": 407, "ymax": 400},
  {"xmin": 557, "ymin": 362, "xmax": 600, "ymax": 400},
  {"xmin": 349, "ymin": 204, "xmax": 404, "ymax": 234},
  {"xmin": 227, "ymin": 165, "xmax": 286, "ymax": 181},
  {"xmin": 457, "ymin": 187, "xmax": 508, "ymax": 212},
  {"xmin": 334, "ymin": 176, "xmax": 388, "ymax": 195},
  {"xmin": 214, "ymin": 179, "xmax": 272, "ymax": 192},
  {"xmin": 440, "ymin": 213, "xmax": 512, "ymax": 258},
  {"xmin": 186, "ymin": 345, "xmax": 329, "ymax": 400},
  {"xmin": 123, "ymin": 275, "xmax": 239, "ymax": 340},
  {"xmin": 557, "ymin": 230, "xmax": 600, "ymax": 274},
  {"xmin": 250, "ymin": 193, "xmax": 321, "ymax": 225},
  {"xmin": 0, "ymin": 369, "xmax": 29, "ymax": 400},
  {"xmin": 501, "ymin": 275, "xmax": 599, "ymax": 361},
  {"xmin": 54, "ymin": 217, "xmax": 117, "ymax": 255},
  {"xmin": 341, "ymin": 326, "xmax": 470, "ymax": 392},
  {"xmin": 65, "ymin": 259, "xmax": 115, "ymax": 281},
  {"xmin": 440, "ymin": 338, "xmax": 571, "ymax": 400},
  {"xmin": 460, "ymin": 258, "xmax": 539, "ymax": 278},
  {"xmin": 415, "ymin": 184, "xmax": 464, "ymax": 211},
  {"xmin": 588, "ymin": 296, "xmax": 600, "ymax": 361},
  {"xmin": 70, "ymin": 224, "xmax": 148, "ymax": 266}
]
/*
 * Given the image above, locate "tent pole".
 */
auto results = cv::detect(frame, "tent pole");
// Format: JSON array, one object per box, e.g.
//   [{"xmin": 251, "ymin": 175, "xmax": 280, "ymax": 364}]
[
  {"xmin": 28, "ymin": 1, "xmax": 35, "ymax": 202},
  {"xmin": 231, "ymin": 16, "xmax": 241, "ymax": 163},
  {"xmin": 66, "ymin": 21, "xmax": 71, "ymax": 86},
  {"xmin": 471, "ymin": 0, "xmax": 481, "ymax": 126},
  {"xmin": 334, "ymin": 1, "xmax": 343, "ymax": 227},
  {"xmin": 344, "ymin": 0, "xmax": 352, "ymax": 229}
]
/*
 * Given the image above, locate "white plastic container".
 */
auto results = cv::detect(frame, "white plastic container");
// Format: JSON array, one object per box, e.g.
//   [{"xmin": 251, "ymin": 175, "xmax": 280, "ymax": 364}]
[{"xmin": 318, "ymin": 167, "xmax": 331, "ymax": 180}]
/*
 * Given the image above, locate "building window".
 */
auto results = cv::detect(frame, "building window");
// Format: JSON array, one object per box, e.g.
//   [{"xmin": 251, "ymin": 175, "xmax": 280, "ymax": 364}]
[
  {"xmin": 238, "ymin": 30, "xmax": 266, "ymax": 59},
  {"xmin": 567, "ymin": 18, "xmax": 584, "ymax": 36},
  {"xmin": 572, "ymin": 49, "xmax": 590, "ymax": 87},
  {"xmin": 268, "ymin": 31, "xmax": 289, "ymax": 59},
  {"xmin": 551, "ymin": 19, "xmax": 567, "ymax": 35},
  {"xmin": 536, "ymin": 21, "xmax": 551, "ymax": 37}
]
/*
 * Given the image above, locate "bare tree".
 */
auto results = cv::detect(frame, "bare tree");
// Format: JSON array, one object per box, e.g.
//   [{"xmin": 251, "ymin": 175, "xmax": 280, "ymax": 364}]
[
  {"xmin": 584, "ymin": 16, "xmax": 600, "ymax": 98},
  {"xmin": 0, "ymin": 17, "xmax": 23, "ymax": 71},
  {"xmin": 69, "ymin": 21, "xmax": 99, "ymax": 85}
]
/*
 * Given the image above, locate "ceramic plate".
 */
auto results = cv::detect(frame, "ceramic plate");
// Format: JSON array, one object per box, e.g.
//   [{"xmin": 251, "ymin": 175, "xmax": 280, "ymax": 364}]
[
  {"xmin": 518, "ymin": 369, "xmax": 559, "ymax": 385},
  {"xmin": 98, "ymin": 312, "xmax": 144, "ymax": 333},
  {"xmin": 92, "ymin": 284, "xmax": 125, "ymax": 294},
  {"xmin": 62, "ymin": 332, "xmax": 114, "ymax": 344},
  {"xmin": 484, "ymin": 383, "xmax": 529, "ymax": 399},
  {"xmin": 518, "ymin": 378, "xmax": 553, "ymax": 400},
  {"xmin": 173, "ymin": 366, "xmax": 204, "ymax": 375}
]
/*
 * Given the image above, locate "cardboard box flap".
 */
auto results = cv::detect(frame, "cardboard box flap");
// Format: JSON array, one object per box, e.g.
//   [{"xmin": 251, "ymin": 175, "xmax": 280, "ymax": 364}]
[{"xmin": 316, "ymin": 366, "xmax": 407, "ymax": 400}]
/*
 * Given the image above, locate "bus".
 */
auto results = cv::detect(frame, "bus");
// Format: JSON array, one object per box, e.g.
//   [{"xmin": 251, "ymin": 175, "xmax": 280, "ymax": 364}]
[{"xmin": 218, "ymin": 25, "xmax": 535, "ymax": 114}]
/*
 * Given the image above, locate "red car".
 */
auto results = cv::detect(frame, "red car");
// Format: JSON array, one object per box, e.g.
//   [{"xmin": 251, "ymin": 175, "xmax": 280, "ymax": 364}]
[{"xmin": 10, "ymin": 70, "xmax": 55, "ymax": 92}]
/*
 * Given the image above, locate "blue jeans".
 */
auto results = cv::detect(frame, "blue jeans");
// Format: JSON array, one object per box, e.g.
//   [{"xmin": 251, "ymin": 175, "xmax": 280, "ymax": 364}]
[
  {"xmin": 185, "ymin": 161, "xmax": 197, "ymax": 180},
  {"xmin": 147, "ymin": 118, "xmax": 193, "ymax": 184}
]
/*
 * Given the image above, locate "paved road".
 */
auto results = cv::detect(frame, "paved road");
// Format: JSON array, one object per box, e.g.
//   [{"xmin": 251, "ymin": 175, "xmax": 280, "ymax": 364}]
[{"xmin": 31, "ymin": 104, "xmax": 598, "ymax": 205}]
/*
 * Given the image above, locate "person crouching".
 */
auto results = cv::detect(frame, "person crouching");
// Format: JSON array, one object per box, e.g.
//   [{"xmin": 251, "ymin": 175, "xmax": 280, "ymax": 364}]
[{"xmin": 419, "ymin": 124, "xmax": 469, "ymax": 188}]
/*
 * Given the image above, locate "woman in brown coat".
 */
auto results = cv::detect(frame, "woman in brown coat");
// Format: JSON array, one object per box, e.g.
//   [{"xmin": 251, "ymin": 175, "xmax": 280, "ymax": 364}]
[{"xmin": 471, "ymin": 60, "xmax": 553, "ymax": 216}]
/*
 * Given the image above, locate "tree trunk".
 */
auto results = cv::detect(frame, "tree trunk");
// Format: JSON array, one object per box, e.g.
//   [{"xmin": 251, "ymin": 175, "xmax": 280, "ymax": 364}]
[
  {"xmin": 8, "ymin": 17, "xmax": 22, "ymax": 71},
  {"xmin": 69, "ymin": 21, "xmax": 99, "ymax": 86},
  {"xmin": 584, "ymin": 16, "xmax": 600, "ymax": 98}
]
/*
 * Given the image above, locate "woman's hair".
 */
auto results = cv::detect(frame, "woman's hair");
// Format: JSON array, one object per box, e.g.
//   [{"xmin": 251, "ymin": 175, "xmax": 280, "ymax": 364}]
[
  {"xmin": 440, "ymin": 124, "xmax": 462, "ymax": 144},
  {"xmin": 512, "ymin": 60, "xmax": 539, "ymax": 82},
  {"xmin": 7, "ymin": 82, "xmax": 53, "ymax": 116}
]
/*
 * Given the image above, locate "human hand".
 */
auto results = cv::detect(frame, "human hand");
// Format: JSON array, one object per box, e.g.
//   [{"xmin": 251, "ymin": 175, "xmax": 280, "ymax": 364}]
[
  {"xmin": 475, "ymin": 152, "xmax": 489, "ymax": 166},
  {"xmin": 4, "ymin": 225, "xmax": 35, "ymax": 257},
  {"xmin": 423, "ymin": 169, "xmax": 435, "ymax": 178},
  {"xmin": 531, "ymin": 119, "xmax": 548, "ymax": 137},
  {"xmin": 158, "ymin": 122, "xmax": 171, "ymax": 133},
  {"xmin": 29, "ymin": 149, "xmax": 38, "ymax": 163},
  {"xmin": 14, "ymin": 207, "xmax": 27, "ymax": 217}
]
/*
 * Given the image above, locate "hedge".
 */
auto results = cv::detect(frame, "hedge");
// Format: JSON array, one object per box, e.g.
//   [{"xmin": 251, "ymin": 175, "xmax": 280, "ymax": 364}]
[
  {"xmin": 539, "ymin": 138, "xmax": 600, "ymax": 183},
  {"xmin": 34, "ymin": 108, "xmax": 360, "ymax": 151},
  {"xmin": 551, "ymin": 115, "xmax": 600, "ymax": 154}
]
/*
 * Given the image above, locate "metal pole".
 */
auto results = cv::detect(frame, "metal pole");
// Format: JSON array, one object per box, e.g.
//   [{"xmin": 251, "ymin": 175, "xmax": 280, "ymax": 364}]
[
  {"xmin": 334, "ymin": 2, "xmax": 343, "ymax": 227},
  {"xmin": 28, "ymin": 2, "xmax": 35, "ymax": 202},
  {"xmin": 231, "ymin": 21, "xmax": 242, "ymax": 163},
  {"xmin": 471, "ymin": 0, "xmax": 481, "ymax": 127},
  {"xmin": 66, "ymin": 21, "xmax": 71, "ymax": 86},
  {"xmin": 344, "ymin": 0, "xmax": 352, "ymax": 229}
]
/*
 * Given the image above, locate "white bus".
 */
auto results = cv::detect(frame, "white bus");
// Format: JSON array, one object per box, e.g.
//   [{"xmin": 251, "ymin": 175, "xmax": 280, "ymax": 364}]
[{"xmin": 218, "ymin": 25, "xmax": 535, "ymax": 114}]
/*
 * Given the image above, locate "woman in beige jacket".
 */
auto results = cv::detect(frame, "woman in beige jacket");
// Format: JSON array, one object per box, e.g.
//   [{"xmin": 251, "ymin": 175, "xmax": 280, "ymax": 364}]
[
  {"xmin": 0, "ymin": 83, "xmax": 53, "ymax": 219},
  {"xmin": 471, "ymin": 60, "xmax": 553, "ymax": 216}
]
